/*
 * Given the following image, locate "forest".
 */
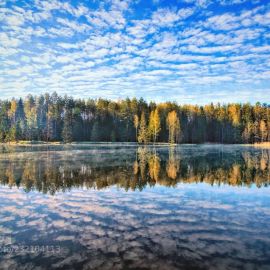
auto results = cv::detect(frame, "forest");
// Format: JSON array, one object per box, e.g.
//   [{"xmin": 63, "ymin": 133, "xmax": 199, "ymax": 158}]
[{"xmin": 0, "ymin": 92, "xmax": 269, "ymax": 144}]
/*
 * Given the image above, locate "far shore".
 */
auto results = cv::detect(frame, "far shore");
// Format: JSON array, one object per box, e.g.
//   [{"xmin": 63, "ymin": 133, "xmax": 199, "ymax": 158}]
[
  {"xmin": 249, "ymin": 142, "xmax": 270, "ymax": 148},
  {"xmin": 0, "ymin": 141, "xmax": 176, "ymax": 146},
  {"xmin": 1, "ymin": 141, "xmax": 270, "ymax": 148}
]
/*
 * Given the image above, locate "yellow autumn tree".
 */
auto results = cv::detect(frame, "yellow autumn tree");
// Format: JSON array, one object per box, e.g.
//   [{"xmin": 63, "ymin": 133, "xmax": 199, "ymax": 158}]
[
  {"xmin": 149, "ymin": 109, "xmax": 161, "ymax": 144},
  {"xmin": 9, "ymin": 99, "xmax": 17, "ymax": 124},
  {"xmin": 166, "ymin": 110, "xmax": 181, "ymax": 144},
  {"xmin": 138, "ymin": 111, "xmax": 149, "ymax": 144},
  {"xmin": 133, "ymin": 114, "xmax": 139, "ymax": 142}
]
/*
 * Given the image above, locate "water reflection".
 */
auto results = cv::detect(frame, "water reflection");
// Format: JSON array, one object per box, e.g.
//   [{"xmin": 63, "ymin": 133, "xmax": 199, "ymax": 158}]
[
  {"xmin": 0, "ymin": 185, "xmax": 270, "ymax": 270},
  {"xmin": 0, "ymin": 145, "xmax": 270, "ymax": 269},
  {"xmin": 0, "ymin": 145, "xmax": 269, "ymax": 194}
]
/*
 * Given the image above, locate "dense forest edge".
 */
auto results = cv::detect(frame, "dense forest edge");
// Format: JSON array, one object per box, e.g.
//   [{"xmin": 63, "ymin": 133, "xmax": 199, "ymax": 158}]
[{"xmin": 0, "ymin": 92, "xmax": 270, "ymax": 144}]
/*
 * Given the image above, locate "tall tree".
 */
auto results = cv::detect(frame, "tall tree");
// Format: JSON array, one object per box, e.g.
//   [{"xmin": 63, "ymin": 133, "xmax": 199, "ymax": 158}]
[
  {"xmin": 149, "ymin": 109, "xmax": 161, "ymax": 144},
  {"xmin": 62, "ymin": 97, "xmax": 73, "ymax": 143},
  {"xmin": 91, "ymin": 121, "xmax": 101, "ymax": 142},
  {"xmin": 133, "ymin": 114, "xmax": 139, "ymax": 142},
  {"xmin": 138, "ymin": 111, "xmax": 149, "ymax": 144},
  {"xmin": 260, "ymin": 120, "xmax": 267, "ymax": 142},
  {"xmin": 9, "ymin": 99, "xmax": 17, "ymax": 125},
  {"xmin": 166, "ymin": 111, "xmax": 181, "ymax": 144},
  {"xmin": 8, "ymin": 122, "xmax": 21, "ymax": 142},
  {"xmin": 24, "ymin": 95, "xmax": 37, "ymax": 141},
  {"xmin": 0, "ymin": 101, "xmax": 10, "ymax": 142},
  {"xmin": 62, "ymin": 111, "xmax": 73, "ymax": 143}
]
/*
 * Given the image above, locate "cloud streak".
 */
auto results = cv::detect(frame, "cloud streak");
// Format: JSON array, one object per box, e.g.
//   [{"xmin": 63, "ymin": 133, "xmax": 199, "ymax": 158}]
[{"xmin": 0, "ymin": 0, "xmax": 269, "ymax": 104}]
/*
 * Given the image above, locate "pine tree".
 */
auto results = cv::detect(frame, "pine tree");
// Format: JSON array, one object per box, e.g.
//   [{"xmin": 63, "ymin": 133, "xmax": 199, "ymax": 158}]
[
  {"xmin": 24, "ymin": 95, "xmax": 37, "ymax": 141},
  {"xmin": 0, "ymin": 102, "xmax": 10, "ymax": 142},
  {"xmin": 91, "ymin": 121, "xmax": 100, "ymax": 142},
  {"xmin": 62, "ymin": 110, "xmax": 73, "ymax": 143}
]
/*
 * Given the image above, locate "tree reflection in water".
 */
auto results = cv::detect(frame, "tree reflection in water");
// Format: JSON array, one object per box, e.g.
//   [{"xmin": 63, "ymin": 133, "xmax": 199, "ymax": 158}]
[
  {"xmin": 0, "ymin": 145, "xmax": 269, "ymax": 194},
  {"xmin": 0, "ymin": 145, "xmax": 270, "ymax": 270}
]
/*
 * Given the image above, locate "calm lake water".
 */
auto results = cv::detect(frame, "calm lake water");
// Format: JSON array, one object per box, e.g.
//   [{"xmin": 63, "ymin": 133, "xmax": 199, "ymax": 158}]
[{"xmin": 0, "ymin": 144, "xmax": 269, "ymax": 270}]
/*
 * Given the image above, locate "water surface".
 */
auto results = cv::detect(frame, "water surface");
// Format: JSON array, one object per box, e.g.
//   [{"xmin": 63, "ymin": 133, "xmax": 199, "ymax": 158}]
[{"xmin": 0, "ymin": 144, "xmax": 269, "ymax": 269}]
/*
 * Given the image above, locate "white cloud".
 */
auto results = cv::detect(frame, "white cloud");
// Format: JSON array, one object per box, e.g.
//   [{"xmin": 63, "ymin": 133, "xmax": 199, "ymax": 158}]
[
  {"xmin": 49, "ymin": 27, "xmax": 74, "ymax": 37},
  {"xmin": 0, "ymin": 32, "xmax": 21, "ymax": 47},
  {"xmin": 152, "ymin": 7, "xmax": 195, "ymax": 27},
  {"xmin": 205, "ymin": 13, "xmax": 240, "ymax": 30},
  {"xmin": 0, "ymin": 0, "xmax": 269, "ymax": 104},
  {"xmin": 57, "ymin": 17, "xmax": 91, "ymax": 32},
  {"xmin": 182, "ymin": 0, "xmax": 212, "ymax": 8},
  {"xmin": 220, "ymin": 0, "xmax": 247, "ymax": 5},
  {"xmin": 5, "ymin": 14, "xmax": 25, "ymax": 26},
  {"xmin": 186, "ymin": 44, "xmax": 239, "ymax": 54}
]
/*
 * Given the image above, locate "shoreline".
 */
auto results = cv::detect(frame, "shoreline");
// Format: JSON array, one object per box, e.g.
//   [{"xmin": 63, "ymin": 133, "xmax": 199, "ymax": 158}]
[
  {"xmin": 0, "ymin": 141, "xmax": 270, "ymax": 148},
  {"xmin": 249, "ymin": 142, "xmax": 270, "ymax": 148}
]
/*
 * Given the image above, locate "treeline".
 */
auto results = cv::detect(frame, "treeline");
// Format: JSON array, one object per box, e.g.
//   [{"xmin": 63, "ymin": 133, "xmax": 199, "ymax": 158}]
[{"xmin": 0, "ymin": 92, "xmax": 270, "ymax": 143}]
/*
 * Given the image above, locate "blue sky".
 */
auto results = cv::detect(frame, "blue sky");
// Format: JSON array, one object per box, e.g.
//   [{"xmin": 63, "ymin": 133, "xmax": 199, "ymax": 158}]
[{"xmin": 0, "ymin": 0, "xmax": 269, "ymax": 104}]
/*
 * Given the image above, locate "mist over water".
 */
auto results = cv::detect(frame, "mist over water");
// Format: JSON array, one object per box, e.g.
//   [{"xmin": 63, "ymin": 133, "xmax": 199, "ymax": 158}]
[{"xmin": 0, "ymin": 144, "xmax": 270, "ymax": 269}]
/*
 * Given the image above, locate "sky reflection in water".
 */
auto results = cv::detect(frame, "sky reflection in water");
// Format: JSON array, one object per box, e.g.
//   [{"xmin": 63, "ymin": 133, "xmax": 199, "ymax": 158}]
[{"xmin": 0, "ymin": 144, "xmax": 269, "ymax": 270}]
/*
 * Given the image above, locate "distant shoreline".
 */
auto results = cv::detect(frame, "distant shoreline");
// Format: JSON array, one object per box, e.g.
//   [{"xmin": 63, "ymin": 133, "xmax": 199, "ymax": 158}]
[
  {"xmin": 0, "ymin": 141, "xmax": 177, "ymax": 147},
  {"xmin": 249, "ymin": 142, "xmax": 270, "ymax": 148},
  {"xmin": 1, "ymin": 141, "xmax": 270, "ymax": 148}
]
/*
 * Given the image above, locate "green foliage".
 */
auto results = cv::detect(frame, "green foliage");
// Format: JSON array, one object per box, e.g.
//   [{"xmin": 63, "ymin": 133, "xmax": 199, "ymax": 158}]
[
  {"xmin": 0, "ymin": 101, "xmax": 10, "ymax": 142},
  {"xmin": 8, "ymin": 122, "xmax": 22, "ymax": 142},
  {"xmin": 0, "ymin": 93, "xmax": 269, "ymax": 144},
  {"xmin": 62, "ymin": 110, "xmax": 73, "ymax": 143},
  {"xmin": 91, "ymin": 121, "xmax": 101, "ymax": 142}
]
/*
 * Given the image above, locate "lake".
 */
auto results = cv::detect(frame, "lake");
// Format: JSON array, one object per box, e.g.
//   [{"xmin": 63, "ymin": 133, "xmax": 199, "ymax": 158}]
[{"xmin": 0, "ymin": 144, "xmax": 269, "ymax": 270}]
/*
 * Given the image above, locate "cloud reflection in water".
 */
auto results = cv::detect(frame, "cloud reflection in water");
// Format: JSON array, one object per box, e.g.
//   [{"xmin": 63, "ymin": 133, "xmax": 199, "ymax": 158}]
[{"xmin": 0, "ymin": 145, "xmax": 269, "ymax": 269}]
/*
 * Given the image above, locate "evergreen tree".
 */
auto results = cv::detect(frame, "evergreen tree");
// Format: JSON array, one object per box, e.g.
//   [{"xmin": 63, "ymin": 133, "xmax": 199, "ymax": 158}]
[
  {"xmin": 91, "ymin": 121, "xmax": 100, "ymax": 141},
  {"xmin": 24, "ymin": 95, "xmax": 37, "ymax": 141},
  {"xmin": 0, "ymin": 102, "xmax": 10, "ymax": 142},
  {"xmin": 62, "ymin": 110, "xmax": 73, "ymax": 143}
]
